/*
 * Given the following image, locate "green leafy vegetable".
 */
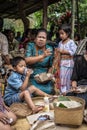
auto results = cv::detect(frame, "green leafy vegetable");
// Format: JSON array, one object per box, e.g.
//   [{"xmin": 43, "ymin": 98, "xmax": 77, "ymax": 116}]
[
  {"xmin": 58, "ymin": 103, "xmax": 67, "ymax": 108},
  {"xmin": 58, "ymin": 96, "xmax": 70, "ymax": 101}
]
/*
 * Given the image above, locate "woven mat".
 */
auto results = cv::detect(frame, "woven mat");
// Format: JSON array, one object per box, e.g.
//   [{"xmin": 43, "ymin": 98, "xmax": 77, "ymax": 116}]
[
  {"xmin": 84, "ymin": 109, "xmax": 87, "ymax": 123},
  {"xmin": 11, "ymin": 118, "xmax": 87, "ymax": 130},
  {"xmin": 10, "ymin": 103, "xmax": 32, "ymax": 118},
  {"xmin": 11, "ymin": 118, "xmax": 30, "ymax": 130},
  {"xmin": 11, "ymin": 97, "xmax": 87, "ymax": 130},
  {"xmin": 10, "ymin": 97, "xmax": 44, "ymax": 118},
  {"xmin": 29, "ymin": 120, "xmax": 87, "ymax": 130}
]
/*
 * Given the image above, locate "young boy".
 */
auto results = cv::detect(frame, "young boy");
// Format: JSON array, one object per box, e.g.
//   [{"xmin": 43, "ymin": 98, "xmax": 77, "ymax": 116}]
[{"xmin": 4, "ymin": 56, "xmax": 49, "ymax": 113}]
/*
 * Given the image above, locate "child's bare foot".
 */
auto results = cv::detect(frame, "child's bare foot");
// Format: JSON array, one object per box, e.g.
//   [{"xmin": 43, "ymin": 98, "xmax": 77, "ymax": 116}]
[{"xmin": 32, "ymin": 106, "xmax": 43, "ymax": 114}]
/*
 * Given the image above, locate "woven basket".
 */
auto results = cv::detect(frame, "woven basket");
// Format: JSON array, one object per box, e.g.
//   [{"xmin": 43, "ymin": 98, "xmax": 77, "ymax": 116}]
[
  {"xmin": 54, "ymin": 96, "xmax": 85, "ymax": 126},
  {"xmin": 32, "ymin": 97, "xmax": 44, "ymax": 106}
]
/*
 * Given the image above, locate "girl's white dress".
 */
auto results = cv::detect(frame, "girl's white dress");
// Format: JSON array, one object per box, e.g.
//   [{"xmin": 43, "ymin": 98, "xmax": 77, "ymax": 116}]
[{"xmin": 58, "ymin": 39, "xmax": 77, "ymax": 93}]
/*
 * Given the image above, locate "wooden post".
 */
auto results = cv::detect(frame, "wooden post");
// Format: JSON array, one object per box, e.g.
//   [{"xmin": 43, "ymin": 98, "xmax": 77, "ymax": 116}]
[
  {"xmin": 18, "ymin": 0, "xmax": 30, "ymax": 32},
  {"xmin": 76, "ymin": 0, "xmax": 80, "ymax": 35},
  {"xmin": 43, "ymin": 0, "xmax": 48, "ymax": 29},
  {"xmin": 71, "ymin": 0, "xmax": 76, "ymax": 39}
]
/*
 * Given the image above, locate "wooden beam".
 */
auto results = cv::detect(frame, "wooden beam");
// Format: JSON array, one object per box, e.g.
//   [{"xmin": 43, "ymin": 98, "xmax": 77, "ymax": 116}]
[
  {"xmin": 0, "ymin": 0, "xmax": 59, "ymax": 19},
  {"xmin": 43, "ymin": 0, "xmax": 48, "ymax": 29}
]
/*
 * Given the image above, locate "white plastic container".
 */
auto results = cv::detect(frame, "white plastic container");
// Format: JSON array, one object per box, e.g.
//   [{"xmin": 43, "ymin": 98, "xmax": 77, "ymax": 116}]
[{"xmin": 44, "ymin": 96, "xmax": 50, "ymax": 112}]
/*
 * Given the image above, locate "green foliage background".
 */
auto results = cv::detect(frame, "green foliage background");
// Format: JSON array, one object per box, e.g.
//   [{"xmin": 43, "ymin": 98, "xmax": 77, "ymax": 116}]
[{"xmin": 3, "ymin": 0, "xmax": 87, "ymax": 37}]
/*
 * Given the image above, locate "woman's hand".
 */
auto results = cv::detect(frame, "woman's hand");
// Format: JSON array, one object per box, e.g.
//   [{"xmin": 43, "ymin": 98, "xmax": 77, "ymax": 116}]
[
  {"xmin": 0, "ymin": 112, "xmax": 9, "ymax": 124},
  {"xmin": 2, "ymin": 102, "xmax": 10, "ymax": 112},
  {"xmin": 4, "ymin": 105, "xmax": 10, "ymax": 112},
  {"xmin": 43, "ymin": 49, "xmax": 52, "ymax": 58},
  {"xmin": 57, "ymin": 48, "xmax": 63, "ymax": 53},
  {"xmin": 71, "ymin": 81, "xmax": 78, "ymax": 91}
]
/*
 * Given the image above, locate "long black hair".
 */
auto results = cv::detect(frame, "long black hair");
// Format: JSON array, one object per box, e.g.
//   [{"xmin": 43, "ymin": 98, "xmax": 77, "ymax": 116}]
[{"xmin": 59, "ymin": 24, "xmax": 71, "ymax": 37}]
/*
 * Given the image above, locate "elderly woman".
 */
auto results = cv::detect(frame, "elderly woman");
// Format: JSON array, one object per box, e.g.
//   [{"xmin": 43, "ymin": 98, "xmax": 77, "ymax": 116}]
[
  {"xmin": 67, "ymin": 42, "xmax": 87, "ymax": 106},
  {"xmin": 25, "ymin": 28, "xmax": 54, "ymax": 94}
]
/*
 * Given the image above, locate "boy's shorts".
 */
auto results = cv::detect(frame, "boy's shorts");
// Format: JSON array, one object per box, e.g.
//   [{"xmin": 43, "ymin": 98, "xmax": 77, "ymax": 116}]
[{"xmin": 5, "ymin": 93, "xmax": 23, "ymax": 106}]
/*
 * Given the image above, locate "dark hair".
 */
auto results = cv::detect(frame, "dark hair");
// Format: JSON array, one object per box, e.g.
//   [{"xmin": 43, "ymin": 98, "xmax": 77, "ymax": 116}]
[
  {"xmin": 8, "ymin": 30, "xmax": 15, "ymax": 37},
  {"xmin": 11, "ymin": 56, "xmax": 25, "ymax": 67},
  {"xmin": 25, "ymin": 28, "xmax": 31, "ymax": 37},
  {"xmin": 35, "ymin": 28, "xmax": 47, "ymax": 37},
  {"xmin": 74, "ymin": 33, "xmax": 80, "ymax": 41},
  {"xmin": 0, "ymin": 17, "xmax": 3, "ymax": 31},
  {"xmin": 31, "ymin": 28, "xmax": 37, "ymax": 36},
  {"xmin": 59, "ymin": 24, "xmax": 71, "ymax": 37}
]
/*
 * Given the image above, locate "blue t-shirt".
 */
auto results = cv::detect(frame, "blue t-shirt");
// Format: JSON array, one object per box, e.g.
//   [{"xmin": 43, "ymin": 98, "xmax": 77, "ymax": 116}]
[{"xmin": 4, "ymin": 71, "xmax": 25, "ymax": 101}]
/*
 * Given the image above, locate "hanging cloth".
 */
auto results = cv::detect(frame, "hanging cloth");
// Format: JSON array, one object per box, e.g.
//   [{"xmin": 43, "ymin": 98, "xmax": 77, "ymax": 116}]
[{"xmin": 51, "ymin": 48, "xmax": 61, "ymax": 89}]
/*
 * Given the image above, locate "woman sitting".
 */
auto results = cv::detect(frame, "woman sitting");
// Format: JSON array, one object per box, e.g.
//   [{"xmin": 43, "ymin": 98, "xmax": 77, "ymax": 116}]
[
  {"xmin": 25, "ymin": 28, "xmax": 54, "ymax": 94},
  {"xmin": 67, "ymin": 43, "xmax": 87, "ymax": 106},
  {"xmin": 0, "ymin": 83, "xmax": 17, "ymax": 130}
]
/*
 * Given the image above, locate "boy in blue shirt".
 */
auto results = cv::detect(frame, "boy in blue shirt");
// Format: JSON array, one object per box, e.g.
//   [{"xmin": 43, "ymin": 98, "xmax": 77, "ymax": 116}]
[{"xmin": 4, "ymin": 56, "xmax": 49, "ymax": 113}]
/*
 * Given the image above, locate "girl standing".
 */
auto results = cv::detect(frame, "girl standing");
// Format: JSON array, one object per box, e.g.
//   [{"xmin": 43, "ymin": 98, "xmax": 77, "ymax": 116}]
[{"xmin": 57, "ymin": 24, "xmax": 77, "ymax": 94}]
